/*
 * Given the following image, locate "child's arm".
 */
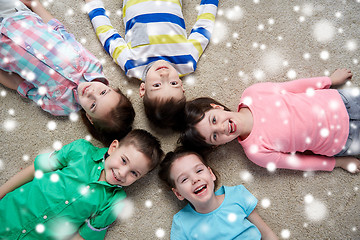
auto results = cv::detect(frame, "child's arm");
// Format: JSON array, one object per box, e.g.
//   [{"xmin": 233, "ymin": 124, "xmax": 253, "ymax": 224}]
[
  {"xmin": 276, "ymin": 68, "xmax": 352, "ymax": 94},
  {"xmin": 188, "ymin": 0, "xmax": 219, "ymax": 58},
  {"xmin": 0, "ymin": 69, "xmax": 25, "ymax": 91},
  {"xmin": 71, "ymin": 233, "xmax": 85, "ymax": 240},
  {"xmin": 0, "ymin": 164, "xmax": 34, "ymax": 199},
  {"xmin": 248, "ymin": 151, "xmax": 337, "ymax": 172},
  {"xmin": 247, "ymin": 210, "xmax": 278, "ymax": 240},
  {"xmin": 20, "ymin": 0, "xmax": 54, "ymax": 23},
  {"xmin": 84, "ymin": 0, "xmax": 128, "ymax": 70}
]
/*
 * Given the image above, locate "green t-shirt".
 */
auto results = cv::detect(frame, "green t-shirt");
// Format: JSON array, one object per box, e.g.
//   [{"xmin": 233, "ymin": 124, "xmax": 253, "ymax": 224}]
[{"xmin": 0, "ymin": 139, "xmax": 126, "ymax": 240}]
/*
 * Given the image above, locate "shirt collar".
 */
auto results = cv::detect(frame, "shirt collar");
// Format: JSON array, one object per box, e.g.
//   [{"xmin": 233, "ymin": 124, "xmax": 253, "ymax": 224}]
[{"xmin": 93, "ymin": 149, "xmax": 123, "ymax": 189}]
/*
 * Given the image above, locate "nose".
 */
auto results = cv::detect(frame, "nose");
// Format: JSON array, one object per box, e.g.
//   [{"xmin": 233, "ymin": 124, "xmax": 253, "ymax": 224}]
[
  {"xmin": 117, "ymin": 167, "xmax": 128, "ymax": 181},
  {"xmin": 213, "ymin": 122, "xmax": 226, "ymax": 135},
  {"xmin": 159, "ymin": 70, "xmax": 169, "ymax": 78},
  {"xmin": 191, "ymin": 176, "xmax": 200, "ymax": 185}
]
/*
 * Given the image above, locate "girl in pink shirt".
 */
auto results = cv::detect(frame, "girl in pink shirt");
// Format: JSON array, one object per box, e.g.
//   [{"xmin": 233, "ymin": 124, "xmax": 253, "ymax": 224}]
[{"xmin": 180, "ymin": 68, "xmax": 360, "ymax": 173}]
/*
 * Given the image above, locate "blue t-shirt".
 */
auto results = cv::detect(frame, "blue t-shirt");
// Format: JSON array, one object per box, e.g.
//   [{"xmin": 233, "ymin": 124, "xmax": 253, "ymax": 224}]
[{"xmin": 171, "ymin": 185, "xmax": 261, "ymax": 240}]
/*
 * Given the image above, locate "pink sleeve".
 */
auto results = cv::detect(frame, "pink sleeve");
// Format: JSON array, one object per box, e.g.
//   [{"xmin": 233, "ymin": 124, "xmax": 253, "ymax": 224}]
[
  {"xmin": 276, "ymin": 77, "xmax": 332, "ymax": 93},
  {"xmin": 248, "ymin": 151, "xmax": 336, "ymax": 172}
]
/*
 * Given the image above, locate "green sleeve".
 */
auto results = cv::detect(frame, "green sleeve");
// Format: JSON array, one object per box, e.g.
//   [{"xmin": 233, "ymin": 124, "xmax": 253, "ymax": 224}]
[
  {"xmin": 78, "ymin": 190, "xmax": 127, "ymax": 240},
  {"xmin": 34, "ymin": 139, "xmax": 89, "ymax": 173}
]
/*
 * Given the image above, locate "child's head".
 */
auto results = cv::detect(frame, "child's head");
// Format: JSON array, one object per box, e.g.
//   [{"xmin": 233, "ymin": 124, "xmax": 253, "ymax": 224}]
[
  {"xmin": 179, "ymin": 97, "xmax": 231, "ymax": 150},
  {"xmin": 104, "ymin": 129, "xmax": 163, "ymax": 186},
  {"xmin": 139, "ymin": 60, "xmax": 186, "ymax": 130},
  {"xmin": 158, "ymin": 147, "xmax": 219, "ymax": 204},
  {"xmin": 78, "ymin": 81, "xmax": 135, "ymax": 146}
]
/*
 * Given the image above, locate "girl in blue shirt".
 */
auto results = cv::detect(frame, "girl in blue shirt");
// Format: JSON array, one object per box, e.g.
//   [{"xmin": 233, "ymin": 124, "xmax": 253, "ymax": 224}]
[{"xmin": 159, "ymin": 147, "xmax": 278, "ymax": 240}]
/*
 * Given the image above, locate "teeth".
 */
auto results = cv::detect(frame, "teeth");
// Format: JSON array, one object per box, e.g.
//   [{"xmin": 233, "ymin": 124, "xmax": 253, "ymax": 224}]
[{"xmin": 194, "ymin": 185, "xmax": 206, "ymax": 194}]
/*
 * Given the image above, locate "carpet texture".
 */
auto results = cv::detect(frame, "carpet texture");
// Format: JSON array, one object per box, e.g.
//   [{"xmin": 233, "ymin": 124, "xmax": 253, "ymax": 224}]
[{"xmin": 0, "ymin": 0, "xmax": 359, "ymax": 239}]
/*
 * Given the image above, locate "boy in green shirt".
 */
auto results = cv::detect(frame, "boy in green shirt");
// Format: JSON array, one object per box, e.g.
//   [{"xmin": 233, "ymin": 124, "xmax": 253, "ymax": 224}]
[{"xmin": 0, "ymin": 129, "xmax": 163, "ymax": 240}]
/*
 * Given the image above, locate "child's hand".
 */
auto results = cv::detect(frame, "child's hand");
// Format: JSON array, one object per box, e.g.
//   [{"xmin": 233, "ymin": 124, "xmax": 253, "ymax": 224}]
[
  {"xmin": 330, "ymin": 68, "xmax": 352, "ymax": 86},
  {"xmin": 334, "ymin": 156, "xmax": 360, "ymax": 173}
]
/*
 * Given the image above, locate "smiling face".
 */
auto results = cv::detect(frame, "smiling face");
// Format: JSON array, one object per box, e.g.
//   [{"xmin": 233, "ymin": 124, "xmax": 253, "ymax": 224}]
[
  {"xmin": 77, "ymin": 81, "xmax": 121, "ymax": 123},
  {"xmin": 139, "ymin": 60, "xmax": 184, "ymax": 101},
  {"xmin": 195, "ymin": 105, "xmax": 242, "ymax": 146},
  {"xmin": 102, "ymin": 140, "xmax": 151, "ymax": 186},
  {"xmin": 170, "ymin": 154, "xmax": 217, "ymax": 212}
]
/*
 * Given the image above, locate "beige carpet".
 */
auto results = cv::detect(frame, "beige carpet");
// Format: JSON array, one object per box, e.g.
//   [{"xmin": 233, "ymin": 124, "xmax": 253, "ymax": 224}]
[{"xmin": 1, "ymin": 0, "xmax": 360, "ymax": 239}]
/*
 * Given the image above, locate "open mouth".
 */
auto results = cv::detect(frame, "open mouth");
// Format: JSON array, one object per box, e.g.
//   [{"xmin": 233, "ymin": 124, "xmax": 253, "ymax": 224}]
[
  {"xmin": 194, "ymin": 185, "xmax": 207, "ymax": 195},
  {"xmin": 229, "ymin": 120, "xmax": 236, "ymax": 133},
  {"xmin": 155, "ymin": 66, "xmax": 168, "ymax": 71},
  {"xmin": 112, "ymin": 169, "xmax": 121, "ymax": 182}
]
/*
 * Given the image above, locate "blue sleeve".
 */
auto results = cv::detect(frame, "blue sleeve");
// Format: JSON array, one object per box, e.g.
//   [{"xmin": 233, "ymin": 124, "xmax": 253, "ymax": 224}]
[
  {"xmin": 170, "ymin": 214, "xmax": 187, "ymax": 240},
  {"xmin": 234, "ymin": 185, "xmax": 258, "ymax": 217}
]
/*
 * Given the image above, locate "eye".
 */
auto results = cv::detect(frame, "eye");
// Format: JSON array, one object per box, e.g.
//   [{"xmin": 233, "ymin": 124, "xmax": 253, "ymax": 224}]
[
  {"xmin": 181, "ymin": 178, "xmax": 188, "ymax": 183},
  {"xmin": 170, "ymin": 81, "xmax": 178, "ymax": 85},
  {"xmin": 152, "ymin": 83, "xmax": 161, "ymax": 87},
  {"xmin": 213, "ymin": 133, "xmax": 217, "ymax": 141},
  {"xmin": 212, "ymin": 116, "xmax": 216, "ymax": 124},
  {"xmin": 121, "ymin": 157, "xmax": 126, "ymax": 164},
  {"xmin": 90, "ymin": 102, "xmax": 96, "ymax": 109},
  {"xmin": 100, "ymin": 90, "xmax": 106, "ymax": 95},
  {"xmin": 131, "ymin": 171, "xmax": 138, "ymax": 178},
  {"xmin": 196, "ymin": 168, "xmax": 203, "ymax": 173}
]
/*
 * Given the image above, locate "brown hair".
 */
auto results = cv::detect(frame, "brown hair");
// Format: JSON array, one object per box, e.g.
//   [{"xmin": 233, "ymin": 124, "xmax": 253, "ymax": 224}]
[
  {"xmin": 143, "ymin": 94, "xmax": 186, "ymax": 131},
  {"xmin": 81, "ymin": 88, "xmax": 135, "ymax": 146},
  {"xmin": 178, "ymin": 97, "xmax": 231, "ymax": 152},
  {"xmin": 120, "ymin": 129, "xmax": 164, "ymax": 171},
  {"xmin": 158, "ymin": 146, "xmax": 219, "ymax": 189}
]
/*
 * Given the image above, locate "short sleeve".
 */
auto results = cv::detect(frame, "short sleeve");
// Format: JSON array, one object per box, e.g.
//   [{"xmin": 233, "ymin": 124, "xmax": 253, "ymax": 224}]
[
  {"xmin": 47, "ymin": 18, "xmax": 78, "ymax": 44},
  {"xmin": 34, "ymin": 139, "xmax": 88, "ymax": 172},
  {"xmin": 78, "ymin": 190, "xmax": 126, "ymax": 240},
  {"xmin": 234, "ymin": 185, "xmax": 258, "ymax": 217},
  {"xmin": 170, "ymin": 214, "xmax": 187, "ymax": 240}
]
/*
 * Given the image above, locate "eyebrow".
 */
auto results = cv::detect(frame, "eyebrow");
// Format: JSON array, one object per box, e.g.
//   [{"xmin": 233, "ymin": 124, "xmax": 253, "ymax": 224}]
[
  {"xmin": 175, "ymin": 163, "xmax": 204, "ymax": 183},
  {"xmin": 208, "ymin": 115, "xmax": 214, "ymax": 144}
]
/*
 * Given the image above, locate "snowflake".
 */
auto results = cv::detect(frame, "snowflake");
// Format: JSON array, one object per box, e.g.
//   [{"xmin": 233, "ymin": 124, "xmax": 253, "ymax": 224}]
[
  {"xmin": 320, "ymin": 50, "xmax": 330, "ymax": 60},
  {"xmin": 281, "ymin": 229, "xmax": 291, "ymax": 239},
  {"xmin": 156, "ymin": 228, "xmax": 165, "ymax": 238},
  {"xmin": 47, "ymin": 121, "xmax": 57, "ymax": 131},
  {"xmin": 304, "ymin": 194, "xmax": 328, "ymax": 222},
  {"xmin": 261, "ymin": 198, "xmax": 271, "ymax": 208},
  {"xmin": 287, "ymin": 69, "xmax": 297, "ymax": 79},
  {"xmin": 145, "ymin": 200, "xmax": 153, "ymax": 208},
  {"xmin": 35, "ymin": 224, "xmax": 45, "ymax": 234},
  {"xmin": 312, "ymin": 20, "xmax": 335, "ymax": 43},
  {"xmin": 3, "ymin": 119, "xmax": 17, "ymax": 131}
]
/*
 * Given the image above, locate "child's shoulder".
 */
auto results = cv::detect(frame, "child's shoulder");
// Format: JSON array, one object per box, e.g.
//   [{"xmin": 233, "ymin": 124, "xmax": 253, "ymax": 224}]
[{"xmin": 64, "ymin": 139, "xmax": 102, "ymax": 152}]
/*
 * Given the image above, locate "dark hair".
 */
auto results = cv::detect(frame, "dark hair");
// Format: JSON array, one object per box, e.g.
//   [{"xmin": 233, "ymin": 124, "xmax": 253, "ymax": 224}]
[
  {"xmin": 143, "ymin": 95, "xmax": 186, "ymax": 131},
  {"xmin": 158, "ymin": 146, "xmax": 219, "ymax": 189},
  {"xmin": 178, "ymin": 97, "xmax": 230, "ymax": 152},
  {"xmin": 81, "ymin": 88, "xmax": 135, "ymax": 146},
  {"xmin": 120, "ymin": 129, "xmax": 164, "ymax": 171}
]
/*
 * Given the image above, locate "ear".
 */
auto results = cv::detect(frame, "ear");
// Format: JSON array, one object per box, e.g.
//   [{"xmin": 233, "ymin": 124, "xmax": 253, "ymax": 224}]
[
  {"xmin": 139, "ymin": 82, "xmax": 146, "ymax": 97},
  {"xmin": 208, "ymin": 167, "xmax": 216, "ymax": 182},
  {"xmin": 108, "ymin": 139, "xmax": 120, "ymax": 154},
  {"xmin": 210, "ymin": 103, "xmax": 224, "ymax": 110},
  {"xmin": 178, "ymin": 78, "xmax": 185, "ymax": 93},
  {"xmin": 172, "ymin": 187, "xmax": 185, "ymax": 201},
  {"xmin": 85, "ymin": 113, "xmax": 94, "ymax": 125}
]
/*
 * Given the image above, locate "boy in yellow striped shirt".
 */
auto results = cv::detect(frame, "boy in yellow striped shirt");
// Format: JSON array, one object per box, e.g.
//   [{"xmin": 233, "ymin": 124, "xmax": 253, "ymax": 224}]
[{"xmin": 85, "ymin": 0, "xmax": 219, "ymax": 130}]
